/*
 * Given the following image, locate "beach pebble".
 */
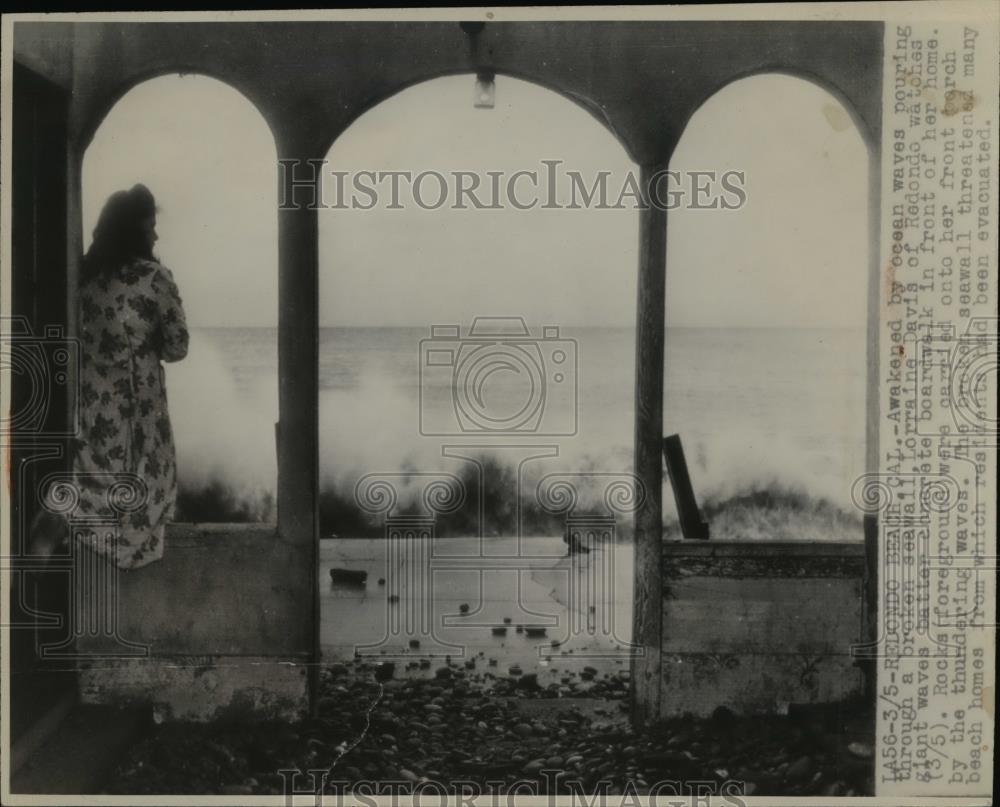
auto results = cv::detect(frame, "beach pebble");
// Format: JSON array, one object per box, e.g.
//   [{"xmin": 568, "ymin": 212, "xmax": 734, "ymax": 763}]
[
  {"xmin": 847, "ymin": 741, "xmax": 873, "ymax": 759},
  {"xmin": 784, "ymin": 755, "xmax": 813, "ymax": 782},
  {"xmin": 459, "ymin": 603, "xmax": 470, "ymax": 614},
  {"xmin": 522, "ymin": 759, "xmax": 546, "ymax": 775}
]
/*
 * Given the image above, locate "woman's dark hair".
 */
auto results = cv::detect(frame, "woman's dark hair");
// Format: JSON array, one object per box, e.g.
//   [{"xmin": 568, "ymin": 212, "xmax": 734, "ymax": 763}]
[{"xmin": 81, "ymin": 184, "xmax": 158, "ymax": 281}]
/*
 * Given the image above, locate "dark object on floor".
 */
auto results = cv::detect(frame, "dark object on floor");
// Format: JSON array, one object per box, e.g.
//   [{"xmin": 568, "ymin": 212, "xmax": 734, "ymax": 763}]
[
  {"xmin": 329, "ymin": 568, "xmax": 368, "ymax": 586},
  {"xmin": 459, "ymin": 603, "xmax": 470, "ymax": 614},
  {"xmin": 525, "ymin": 627, "xmax": 547, "ymax": 638},
  {"xmin": 491, "ymin": 626, "xmax": 507, "ymax": 636},
  {"xmin": 374, "ymin": 662, "xmax": 395, "ymax": 682}
]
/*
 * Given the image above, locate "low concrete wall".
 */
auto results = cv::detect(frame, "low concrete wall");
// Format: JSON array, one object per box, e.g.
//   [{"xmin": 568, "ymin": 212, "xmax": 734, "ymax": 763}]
[
  {"xmin": 659, "ymin": 540, "xmax": 865, "ymax": 717},
  {"xmin": 75, "ymin": 524, "xmax": 311, "ymax": 721}
]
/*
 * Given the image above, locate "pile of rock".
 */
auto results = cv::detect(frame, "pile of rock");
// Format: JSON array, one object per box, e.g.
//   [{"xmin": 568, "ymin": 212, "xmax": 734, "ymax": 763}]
[{"xmin": 105, "ymin": 660, "xmax": 873, "ymax": 797}]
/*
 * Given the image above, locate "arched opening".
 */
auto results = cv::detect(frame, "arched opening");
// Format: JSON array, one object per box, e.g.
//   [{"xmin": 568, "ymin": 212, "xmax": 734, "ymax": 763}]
[
  {"xmin": 663, "ymin": 73, "xmax": 870, "ymax": 541},
  {"xmin": 316, "ymin": 74, "xmax": 640, "ymax": 680},
  {"xmin": 82, "ymin": 73, "xmax": 279, "ymax": 525}
]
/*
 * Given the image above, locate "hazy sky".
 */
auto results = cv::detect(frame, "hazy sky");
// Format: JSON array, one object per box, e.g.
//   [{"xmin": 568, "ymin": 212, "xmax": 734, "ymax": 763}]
[{"xmin": 83, "ymin": 72, "xmax": 868, "ymax": 329}]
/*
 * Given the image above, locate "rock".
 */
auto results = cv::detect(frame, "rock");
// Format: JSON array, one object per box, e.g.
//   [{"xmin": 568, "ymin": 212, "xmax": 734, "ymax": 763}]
[
  {"xmin": 514, "ymin": 723, "xmax": 533, "ymax": 737},
  {"xmin": 491, "ymin": 627, "xmax": 508, "ymax": 636},
  {"xmin": 419, "ymin": 659, "xmax": 431, "ymax": 669},
  {"xmin": 374, "ymin": 662, "xmax": 395, "ymax": 682},
  {"xmin": 847, "ymin": 741, "xmax": 873, "ymax": 759},
  {"xmin": 522, "ymin": 759, "xmax": 546, "ymax": 775},
  {"xmin": 711, "ymin": 705, "xmax": 737, "ymax": 725},
  {"xmin": 545, "ymin": 756, "xmax": 564, "ymax": 768},
  {"xmin": 784, "ymin": 755, "xmax": 814, "ymax": 783},
  {"xmin": 409, "ymin": 639, "xmax": 421, "ymax": 649},
  {"xmin": 378, "ymin": 577, "xmax": 386, "ymax": 585},
  {"xmin": 517, "ymin": 673, "xmax": 539, "ymax": 690},
  {"xmin": 464, "ymin": 659, "xmax": 476, "ymax": 670},
  {"xmin": 435, "ymin": 667, "xmax": 454, "ymax": 680},
  {"xmin": 460, "ymin": 603, "xmax": 470, "ymax": 614},
  {"xmin": 508, "ymin": 665, "xmax": 523, "ymax": 676},
  {"xmin": 503, "ymin": 617, "xmax": 512, "ymax": 624},
  {"xmin": 525, "ymin": 627, "xmax": 547, "ymax": 638},
  {"xmin": 330, "ymin": 568, "xmax": 368, "ymax": 586},
  {"xmin": 399, "ymin": 769, "xmax": 419, "ymax": 782}
]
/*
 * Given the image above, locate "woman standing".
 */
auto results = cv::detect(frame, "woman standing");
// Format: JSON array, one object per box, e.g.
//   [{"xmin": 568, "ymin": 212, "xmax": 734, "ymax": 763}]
[{"xmin": 34, "ymin": 184, "xmax": 189, "ymax": 568}]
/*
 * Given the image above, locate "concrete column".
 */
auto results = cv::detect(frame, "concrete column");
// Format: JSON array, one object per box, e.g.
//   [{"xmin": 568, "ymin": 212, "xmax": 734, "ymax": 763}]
[
  {"xmin": 630, "ymin": 162, "xmax": 669, "ymax": 725},
  {"xmin": 276, "ymin": 139, "xmax": 322, "ymax": 710}
]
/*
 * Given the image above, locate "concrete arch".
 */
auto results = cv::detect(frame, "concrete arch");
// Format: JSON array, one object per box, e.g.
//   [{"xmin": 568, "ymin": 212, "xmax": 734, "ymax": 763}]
[
  {"xmin": 317, "ymin": 67, "xmax": 632, "ymax": 164},
  {"xmin": 677, "ymin": 67, "xmax": 877, "ymax": 155},
  {"xmin": 77, "ymin": 68, "xmax": 278, "ymax": 158}
]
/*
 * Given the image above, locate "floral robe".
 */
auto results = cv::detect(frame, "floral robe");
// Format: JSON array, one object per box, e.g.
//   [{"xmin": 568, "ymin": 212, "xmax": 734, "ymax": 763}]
[{"xmin": 70, "ymin": 259, "xmax": 189, "ymax": 568}]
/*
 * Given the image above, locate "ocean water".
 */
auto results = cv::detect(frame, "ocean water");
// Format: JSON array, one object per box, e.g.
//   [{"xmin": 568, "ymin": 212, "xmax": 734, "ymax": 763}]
[
  {"xmin": 165, "ymin": 325, "xmax": 868, "ymax": 535},
  {"xmin": 318, "ymin": 535, "xmax": 635, "ymax": 667}
]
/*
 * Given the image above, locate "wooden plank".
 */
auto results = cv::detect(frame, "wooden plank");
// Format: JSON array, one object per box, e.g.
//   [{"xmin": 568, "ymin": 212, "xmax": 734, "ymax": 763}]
[
  {"xmin": 630, "ymin": 163, "xmax": 669, "ymax": 726},
  {"xmin": 662, "ymin": 433, "xmax": 709, "ymax": 541}
]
